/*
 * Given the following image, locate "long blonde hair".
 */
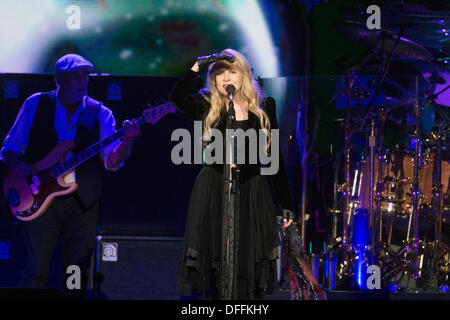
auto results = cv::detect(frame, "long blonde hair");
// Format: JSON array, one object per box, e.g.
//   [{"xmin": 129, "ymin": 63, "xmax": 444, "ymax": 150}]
[{"xmin": 200, "ymin": 48, "xmax": 271, "ymax": 150}]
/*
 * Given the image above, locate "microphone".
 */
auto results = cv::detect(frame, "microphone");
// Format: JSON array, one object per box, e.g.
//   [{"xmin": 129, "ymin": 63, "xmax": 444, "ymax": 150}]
[{"xmin": 226, "ymin": 84, "xmax": 235, "ymax": 101}]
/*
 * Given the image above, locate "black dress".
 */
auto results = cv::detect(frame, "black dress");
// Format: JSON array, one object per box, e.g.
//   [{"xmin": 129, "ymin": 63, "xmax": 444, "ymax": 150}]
[{"xmin": 170, "ymin": 70, "xmax": 294, "ymax": 299}]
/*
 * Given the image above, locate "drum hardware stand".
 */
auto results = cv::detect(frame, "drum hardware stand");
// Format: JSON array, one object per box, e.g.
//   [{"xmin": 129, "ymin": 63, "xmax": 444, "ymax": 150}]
[
  {"xmin": 412, "ymin": 96, "xmax": 423, "ymax": 241},
  {"xmin": 327, "ymin": 43, "xmax": 398, "ymax": 286},
  {"xmin": 365, "ymin": 26, "xmax": 407, "ymax": 266},
  {"xmin": 373, "ymin": 105, "xmax": 392, "ymax": 263},
  {"xmin": 343, "ymin": 89, "xmax": 353, "ymax": 255},
  {"xmin": 387, "ymin": 84, "xmax": 423, "ymax": 284},
  {"xmin": 428, "ymin": 87, "xmax": 450, "ymax": 249},
  {"xmin": 328, "ymin": 49, "xmax": 379, "ymax": 252},
  {"xmin": 427, "ymin": 94, "xmax": 450, "ymax": 289},
  {"xmin": 355, "ymin": 26, "xmax": 419, "ymax": 285},
  {"xmin": 382, "ymin": 151, "xmax": 396, "ymax": 249},
  {"xmin": 328, "ymin": 148, "xmax": 342, "ymax": 248},
  {"xmin": 432, "ymin": 125, "xmax": 444, "ymax": 244},
  {"xmin": 341, "ymin": 72, "xmax": 359, "ymax": 281},
  {"xmin": 332, "ymin": 19, "xmax": 449, "ymax": 290},
  {"xmin": 327, "ymin": 71, "xmax": 360, "ymax": 287},
  {"xmin": 396, "ymin": 91, "xmax": 447, "ymax": 286},
  {"xmin": 327, "ymin": 50, "xmax": 378, "ymax": 252}
]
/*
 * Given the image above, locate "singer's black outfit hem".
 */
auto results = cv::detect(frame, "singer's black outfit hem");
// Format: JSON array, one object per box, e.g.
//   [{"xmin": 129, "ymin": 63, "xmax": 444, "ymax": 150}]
[{"xmin": 169, "ymin": 70, "xmax": 294, "ymax": 300}]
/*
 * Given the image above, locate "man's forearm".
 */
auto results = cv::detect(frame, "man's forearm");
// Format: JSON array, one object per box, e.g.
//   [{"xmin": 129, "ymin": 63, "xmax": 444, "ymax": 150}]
[{"xmin": 105, "ymin": 138, "xmax": 135, "ymax": 171}]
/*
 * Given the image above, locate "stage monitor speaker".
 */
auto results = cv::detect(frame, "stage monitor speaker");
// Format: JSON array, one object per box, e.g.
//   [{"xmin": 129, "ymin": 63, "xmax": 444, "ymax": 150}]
[{"xmin": 91, "ymin": 235, "xmax": 183, "ymax": 300}]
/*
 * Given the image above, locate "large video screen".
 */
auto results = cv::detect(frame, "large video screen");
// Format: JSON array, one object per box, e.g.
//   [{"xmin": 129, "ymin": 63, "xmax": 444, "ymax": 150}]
[{"xmin": 0, "ymin": 0, "xmax": 284, "ymax": 77}]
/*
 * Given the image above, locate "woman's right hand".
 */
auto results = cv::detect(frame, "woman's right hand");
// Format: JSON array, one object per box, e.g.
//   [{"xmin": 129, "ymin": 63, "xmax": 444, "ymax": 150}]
[{"xmin": 193, "ymin": 53, "xmax": 234, "ymax": 72}]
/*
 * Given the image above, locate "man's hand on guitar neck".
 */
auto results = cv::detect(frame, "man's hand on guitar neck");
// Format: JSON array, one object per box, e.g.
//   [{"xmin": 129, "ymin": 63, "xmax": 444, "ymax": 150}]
[
  {"xmin": 122, "ymin": 119, "xmax": 141, "ymax": 143},
  {"xmin": 105, "ymin": 118, "xmax": 141, "ymax": 171}
]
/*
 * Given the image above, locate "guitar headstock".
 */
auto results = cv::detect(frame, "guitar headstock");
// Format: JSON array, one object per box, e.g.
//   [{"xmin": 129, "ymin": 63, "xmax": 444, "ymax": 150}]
[{"xmin": 143, "ymin": 102, "xmax": 176, "ymax": 125}]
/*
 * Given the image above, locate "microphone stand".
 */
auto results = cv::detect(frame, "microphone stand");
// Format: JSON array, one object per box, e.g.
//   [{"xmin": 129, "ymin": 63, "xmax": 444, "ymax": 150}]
[{"xmin": 221, "ymin": 95, "xmax": 240, "ymax": 299}]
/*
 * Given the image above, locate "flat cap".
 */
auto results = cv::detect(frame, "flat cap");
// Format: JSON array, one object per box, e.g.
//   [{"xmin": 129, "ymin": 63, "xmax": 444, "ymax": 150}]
[{"xmin": 55, "ymin": 53, "xmax": 94, "ymax": 73}]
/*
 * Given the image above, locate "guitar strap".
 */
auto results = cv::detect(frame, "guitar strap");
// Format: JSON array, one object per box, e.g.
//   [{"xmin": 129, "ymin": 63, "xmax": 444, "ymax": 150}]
[{"xmin": 78, "ymin": 97, "xmax": 101, "ymax": 130}]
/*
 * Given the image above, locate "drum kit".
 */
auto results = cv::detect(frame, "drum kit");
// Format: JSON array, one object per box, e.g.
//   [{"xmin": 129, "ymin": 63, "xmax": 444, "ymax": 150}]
[{"xmin": 321, "ymin": 19, "xmax": 450, "ymax": 291}]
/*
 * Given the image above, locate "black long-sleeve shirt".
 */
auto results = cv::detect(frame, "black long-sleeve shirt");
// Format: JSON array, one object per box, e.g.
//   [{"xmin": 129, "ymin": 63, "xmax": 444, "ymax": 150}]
[{"xmin": 169, "ymin": 70, "xmax": 295, "ymax": 212}]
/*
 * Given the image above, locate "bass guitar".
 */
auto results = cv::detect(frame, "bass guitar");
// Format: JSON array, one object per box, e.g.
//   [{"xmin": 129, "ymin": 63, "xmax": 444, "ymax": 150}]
[{"xmin": 3, "ymin": 102, "xmax": 175, "ymax": 221}]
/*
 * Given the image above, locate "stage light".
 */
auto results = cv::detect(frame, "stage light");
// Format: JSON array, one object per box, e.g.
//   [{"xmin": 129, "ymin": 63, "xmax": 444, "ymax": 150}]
[{"xmin": 225, "ymin": 0, "xmax": 279, "ymax": 77}]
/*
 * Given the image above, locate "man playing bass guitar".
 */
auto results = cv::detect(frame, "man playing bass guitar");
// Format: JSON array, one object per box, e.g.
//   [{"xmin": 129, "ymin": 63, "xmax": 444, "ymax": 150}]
[{"xmin": 0, "ymin": 54, "xmax": 141, "ymax": 299}]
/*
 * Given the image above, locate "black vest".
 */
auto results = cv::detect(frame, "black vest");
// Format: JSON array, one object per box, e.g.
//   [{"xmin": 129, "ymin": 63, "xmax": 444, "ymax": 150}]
[{"xmin": 24, "ymin": 91, "xmax": 103, "ymax": 209}]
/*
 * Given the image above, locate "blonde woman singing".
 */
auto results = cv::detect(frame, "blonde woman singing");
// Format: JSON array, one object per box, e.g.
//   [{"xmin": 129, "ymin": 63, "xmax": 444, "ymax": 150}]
[{"xmin": 170, "ymin": 49, "xmax": 295, "ymax": 300}]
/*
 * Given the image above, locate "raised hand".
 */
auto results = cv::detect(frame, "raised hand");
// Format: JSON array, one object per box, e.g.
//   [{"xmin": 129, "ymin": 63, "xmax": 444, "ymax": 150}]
[{"xmin": 195, "ymin": 53, "xmax": 235, "ymax": 71}]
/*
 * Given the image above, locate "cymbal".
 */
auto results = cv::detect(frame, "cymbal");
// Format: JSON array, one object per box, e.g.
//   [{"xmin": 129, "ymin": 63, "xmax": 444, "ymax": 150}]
[
  {"xmin": 341, "ymin": 60, "xmax": 431, "ymax": 103},
  {"xmin": 391, "ymin": 58, "xmax": 435, "ymax": 75},
  {"xmin": 432, "ymin": 69, "xmax": 450, "ymax": 107},
  {"xmin": 393, "ymin": 58, "xmax": 448, "ymax": 85},
  {"xmin": 334, "ymin": 21, "xmax": 434, "ymax": 62}
]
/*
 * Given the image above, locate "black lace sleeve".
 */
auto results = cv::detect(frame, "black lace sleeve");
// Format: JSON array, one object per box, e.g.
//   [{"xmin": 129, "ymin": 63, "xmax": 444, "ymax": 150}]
[{"xmin": 169, "ymin": 70, "xmax": 209, "ymax": 121}]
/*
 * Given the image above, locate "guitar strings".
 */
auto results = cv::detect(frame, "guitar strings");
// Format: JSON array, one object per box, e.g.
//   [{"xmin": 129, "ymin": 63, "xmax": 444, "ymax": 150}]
[
  {"xmin": 28, "ymin": 114, "xmax": 150, "ymax": 187},
  {"xmin": 24, "ymin": 104, "xmax": 171, "ymax": 191}
]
